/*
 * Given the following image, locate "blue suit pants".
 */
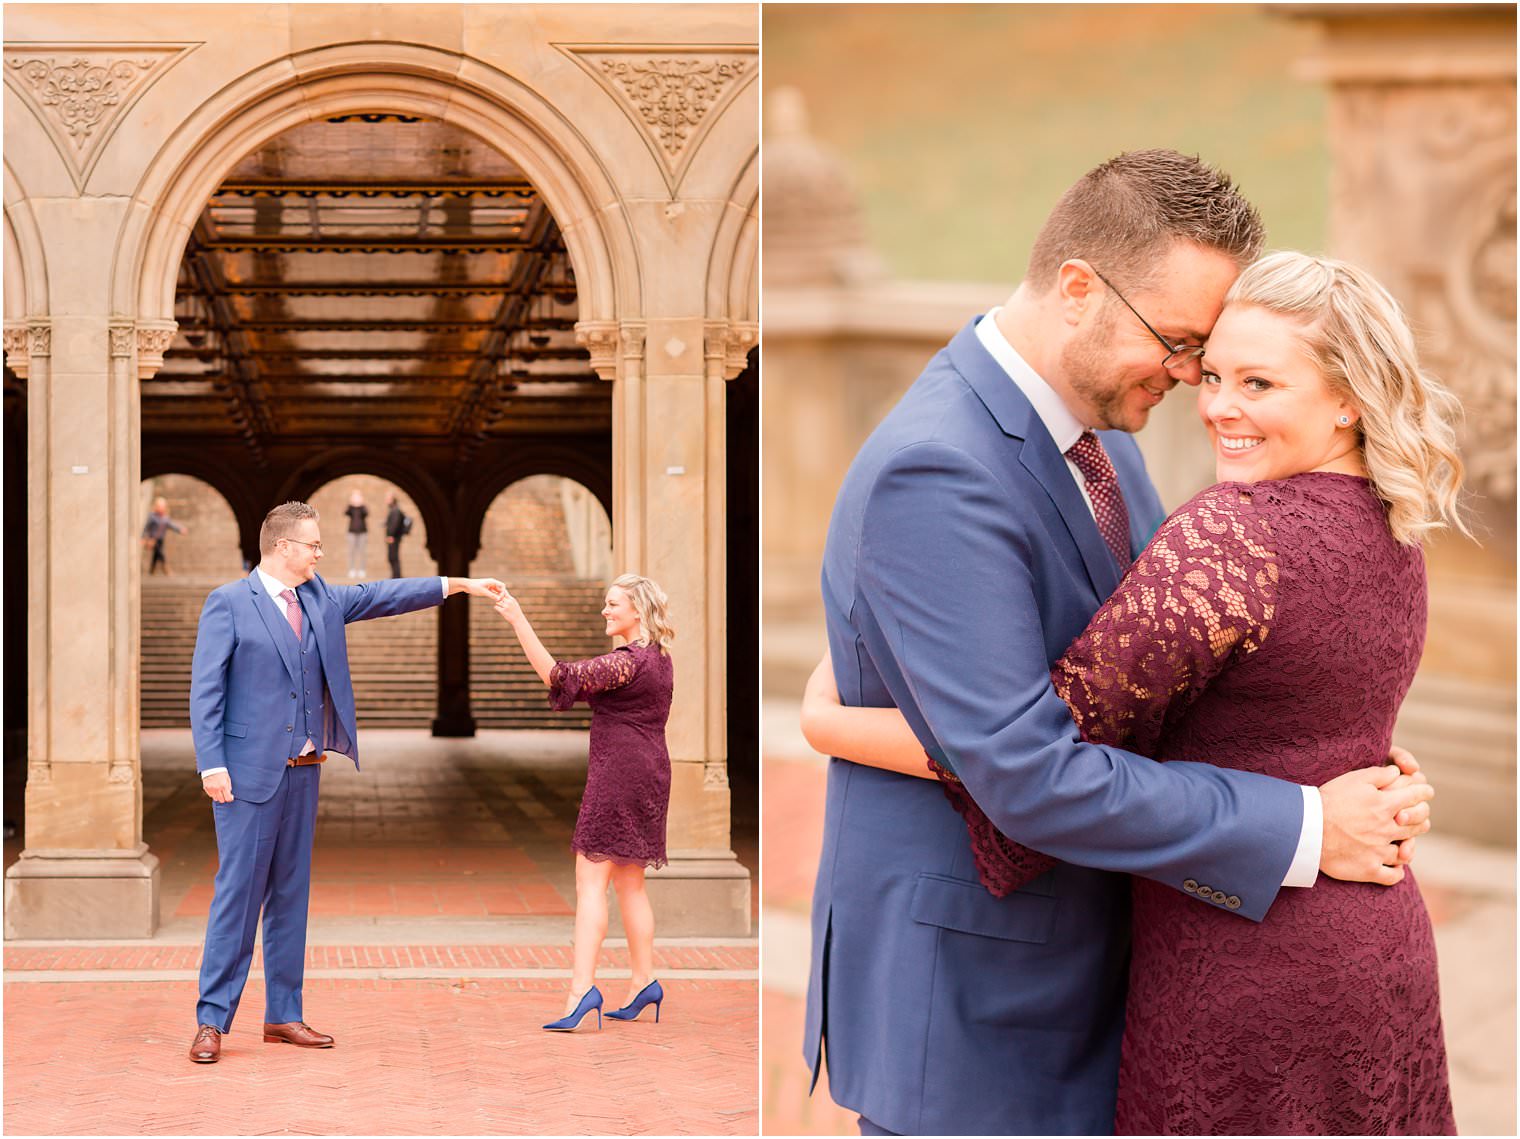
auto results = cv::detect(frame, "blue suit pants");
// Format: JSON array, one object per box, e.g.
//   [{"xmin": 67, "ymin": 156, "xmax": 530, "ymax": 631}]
[{"xmin": 196, "ymin": 763, "xmax": 321, "ymax": 1030}]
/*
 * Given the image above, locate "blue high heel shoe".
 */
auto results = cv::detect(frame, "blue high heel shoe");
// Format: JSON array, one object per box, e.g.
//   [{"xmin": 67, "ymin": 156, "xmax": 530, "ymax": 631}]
[
  {"xmin": 543, "ymin": 986, "xmax": 602, "ymax": 1031},
  {"xmin": 605, "ymin": 979, "xmax": 663, "ymax": 1023}
]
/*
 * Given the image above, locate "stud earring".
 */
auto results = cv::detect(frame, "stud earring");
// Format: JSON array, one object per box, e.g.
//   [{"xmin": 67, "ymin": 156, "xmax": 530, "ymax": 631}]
[{"xmin": 1337, "ymin": 415, "xmax": 1351, "ymax": 426}]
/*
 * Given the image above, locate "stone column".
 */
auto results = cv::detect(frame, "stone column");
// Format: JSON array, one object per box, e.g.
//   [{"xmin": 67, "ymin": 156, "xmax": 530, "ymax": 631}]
[
  {"xmin": 4, "ymin": 317, "xmax": 173, "ymax": 938},
  {"xmin": 432, "ymin": 520, "xmax": 477, "ymax": 738},
  {"xmin": 578, "ymin": 317, "xmax": 752, "ymax": 936},
  {"xmin": 1287, "ymin": 4, "xmax": 1517, "ymax": 843}
]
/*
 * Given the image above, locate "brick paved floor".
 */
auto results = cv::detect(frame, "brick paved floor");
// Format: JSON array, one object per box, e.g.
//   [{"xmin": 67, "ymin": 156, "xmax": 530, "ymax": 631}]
[
  {"xmin": 760, "ymin": 701, "xmax": 1516, "ymax": 1137},
  {"xmin": 5, "ymin": 976, "xmax": 756, "ymax": 1135},
  {"xmin": 5, "ymin": 729, "xmax": 758, "ymax": 1135}
]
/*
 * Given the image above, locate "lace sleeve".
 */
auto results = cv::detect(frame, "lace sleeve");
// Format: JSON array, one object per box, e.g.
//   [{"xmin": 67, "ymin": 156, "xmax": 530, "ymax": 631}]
[
  {"xmin": 549, "ymin": 648, "xmax": 638, "ymax": 710},
  {"xmin": 936, "ymin": 485, "xmax": 1278, "ymax": 898},
  {"xmin": 1053, "ymin": 483, "xmax": 1279, "ymax": 755}
]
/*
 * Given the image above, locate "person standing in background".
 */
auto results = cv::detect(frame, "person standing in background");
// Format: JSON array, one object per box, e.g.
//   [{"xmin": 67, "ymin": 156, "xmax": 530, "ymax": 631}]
[
  {"xmin": 384, "ymin": 491, "xmax": 405, "ymax": 578},
  {"xmin": 344, "ymin": 489, "xmax": 369, "ymax": 578},
  {"xmin": 142, "ymin": 496, "xmax": 189, "ymax": 576}
]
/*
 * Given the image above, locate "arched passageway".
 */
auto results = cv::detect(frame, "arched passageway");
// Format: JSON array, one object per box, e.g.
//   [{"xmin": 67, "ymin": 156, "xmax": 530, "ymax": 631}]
[{"xmin": 7, "ymin": 18, "xmax": 756, "ymax": 939}]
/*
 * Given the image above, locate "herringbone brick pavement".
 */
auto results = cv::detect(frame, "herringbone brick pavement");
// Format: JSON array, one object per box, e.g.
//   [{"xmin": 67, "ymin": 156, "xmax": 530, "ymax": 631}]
[{"xmin": 5, "ymin": 976, "xmax": 756, "ymax": 1135}]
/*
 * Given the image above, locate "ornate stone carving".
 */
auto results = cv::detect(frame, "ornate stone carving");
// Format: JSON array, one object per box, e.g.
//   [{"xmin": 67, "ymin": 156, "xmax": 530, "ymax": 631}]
[
  {"xmin": 574, "ymin": 320, "xmax": 620, "ymax": 381},
  {"xmin": 27, "ymin": 322, "xmax": 50, "ymax": 358},
  {"xmin": 135, "ymin": 322, "xmax": 177, "ymax": 379},
  {"xmin": 1322, "ymin": 78, "xmax": 1515, "ymax": 501},
  {"xmin": 704, "ymin": 321, "xmax": 758, "ymax": 380},
  {"xmin": 557, "ymin": 45, "xmax": 754, "ymax": 193},
  {"xmin": 573, "ymin": 320, "xmax": 650, "ymax": 382},
  {"xmin": 3, "ymin": 324, "xmax": 28, "ymax": 375},
  {"xmin": 3, "ymin": 45, "xmax": 198, "ymax": 189},
  {"xmin": 108, "ymin": 323, "xmax": 134, "ymax": 359}
]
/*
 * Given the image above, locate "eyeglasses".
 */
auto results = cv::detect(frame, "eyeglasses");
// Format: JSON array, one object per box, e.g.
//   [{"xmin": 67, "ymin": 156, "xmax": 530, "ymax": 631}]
[
  {"xmin": 282, "ymin": 537, "xmax": 323, "ymax": 553},
  {"xmin": 1088, "ymin": 266, "xmax": 1207, "ymax": 375}
]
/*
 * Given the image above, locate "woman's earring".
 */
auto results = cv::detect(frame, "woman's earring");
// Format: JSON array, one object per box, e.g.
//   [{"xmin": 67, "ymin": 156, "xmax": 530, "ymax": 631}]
[{"xmin": 1337, "ymin": 415, "xmax": 1351, "ymax": 427}]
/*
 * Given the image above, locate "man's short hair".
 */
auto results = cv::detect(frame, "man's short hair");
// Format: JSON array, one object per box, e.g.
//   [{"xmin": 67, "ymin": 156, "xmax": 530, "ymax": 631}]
[
  {"xmin": 259, "ymin": 501, "xmax": 318, "ymax": 554},
  {"xmin": 1025, "ymin": 149, "xmax": 1265, "ymax": 293}
]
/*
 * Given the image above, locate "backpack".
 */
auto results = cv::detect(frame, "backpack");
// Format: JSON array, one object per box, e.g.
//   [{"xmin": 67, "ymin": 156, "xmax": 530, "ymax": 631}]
[{"xmin": 400, "ymin": 512, "xmax": 414, "ymax": 536}]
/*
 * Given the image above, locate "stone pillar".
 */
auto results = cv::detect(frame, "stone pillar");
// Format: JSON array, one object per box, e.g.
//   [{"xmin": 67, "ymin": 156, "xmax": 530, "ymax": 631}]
[
  {"xmin": 3, "ymin": 317, "xmax": 173, "ymax": 938},
  {"xmin": 1288, "ymin": 4, "xmax": 1517, "ymax": 843},
  {"xmin": 578, "ymin": 317, "xmax": 752, "ymax": 936},
  {"xmin": 432, "ymin": 525, "xmax": 476, "ymax": 738}
]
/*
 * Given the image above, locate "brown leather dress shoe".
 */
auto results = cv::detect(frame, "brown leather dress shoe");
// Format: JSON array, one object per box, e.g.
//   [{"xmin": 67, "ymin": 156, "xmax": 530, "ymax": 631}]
[
  {"xmin": 189, "ymin": 1024, "xmax": 222, "ymax": 1063},
  {"xmin": 262, "ymin": 1021, "xmax": 334, "ymax": 1047}
]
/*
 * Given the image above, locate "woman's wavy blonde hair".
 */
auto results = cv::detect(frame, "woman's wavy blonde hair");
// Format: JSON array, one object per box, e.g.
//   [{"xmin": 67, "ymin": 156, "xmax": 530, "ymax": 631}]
[
  {"xmin": 610, "ymin": 573, "xmax": 675, "ymax": 651},
  {"xmin": 1223, "ymin": 251, "xmax": 1469, "ymax": 546}
]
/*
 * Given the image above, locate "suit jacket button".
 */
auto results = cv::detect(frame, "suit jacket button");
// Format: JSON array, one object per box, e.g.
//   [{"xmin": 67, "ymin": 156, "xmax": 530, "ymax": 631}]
[
  {"xmin": 1183, "ymin": 879, "xmax": 1198, "ymax": 893},
  {"xmin": 286, "ymin": 725, "xmax": 293, "ymax": 731},
  {"xmin": 1211, "ymin": 890, "xmax": 1227, "ymax": 904},
  {"xmin": 290, "ymin": 693, "xmax": 296, "ymax": 699},
  {"xmin": 1226, "ymin": 895, "xmax": 1242, "ymax": 910}
]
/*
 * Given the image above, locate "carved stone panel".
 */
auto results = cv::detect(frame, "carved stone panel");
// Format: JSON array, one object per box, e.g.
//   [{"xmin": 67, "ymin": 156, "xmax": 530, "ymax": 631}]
[
  {"xmin": 557, "ymin": 45, "xmax": 754, "ymax": 193},
  {"xmin": 1326, "ymin": 82, "xmax": 1517, "ymax": 500},
  {"xmin": 2, "ymin": 44, "xmax": 199, "ymax": 189}
]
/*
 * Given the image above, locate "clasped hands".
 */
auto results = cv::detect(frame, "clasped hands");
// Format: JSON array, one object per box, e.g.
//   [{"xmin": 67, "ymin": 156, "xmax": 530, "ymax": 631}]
[
  {"xmin": 1318, "ymin": 746, "xmax": 1434, "ymax": 886},
  {"xmin": 451, "ymin": 577, "xmax": 507, "ymax": 601}
]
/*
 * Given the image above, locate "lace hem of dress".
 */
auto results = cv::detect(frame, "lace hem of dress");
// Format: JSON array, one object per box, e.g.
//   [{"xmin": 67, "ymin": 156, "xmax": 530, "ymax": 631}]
[
  {"xmin": 572, "ymin": 843, "xmax": 668, "ymax": 871},
  {"xmin": 927, "ymin": 757, "xmax": 1059, "ymax": 896}
]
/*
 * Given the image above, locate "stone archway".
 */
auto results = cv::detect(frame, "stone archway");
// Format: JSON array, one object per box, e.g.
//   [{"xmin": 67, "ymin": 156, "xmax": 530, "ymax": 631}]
[{"xmin": 7, "ymin": 22, "xmax": 754, "ymax": 937}]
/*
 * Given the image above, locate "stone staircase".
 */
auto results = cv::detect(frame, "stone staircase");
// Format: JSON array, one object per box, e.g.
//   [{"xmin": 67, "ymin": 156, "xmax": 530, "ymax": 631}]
[{"xmin": 141, "ymin": 578, "xmax": 609, "ymax": 731}]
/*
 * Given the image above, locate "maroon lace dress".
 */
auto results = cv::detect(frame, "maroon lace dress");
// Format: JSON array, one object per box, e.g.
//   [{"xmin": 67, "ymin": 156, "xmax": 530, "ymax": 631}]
[
  {"xmin": 549, "ymin": 642, "xmax": 674, "ymax": 868},
  {"xmin": 936, "ymin": 474, "xmax": 1455, "ymax": 1135}
]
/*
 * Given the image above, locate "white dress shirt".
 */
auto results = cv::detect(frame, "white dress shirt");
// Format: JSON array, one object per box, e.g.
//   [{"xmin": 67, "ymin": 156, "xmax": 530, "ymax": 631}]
[
  {"xmin": 974, "ymin": 309, "xmax": 1322, "ymax": 889},
  {"xmin": 201, "ymin": 573, "xmax": 449, "ymax": 781}
]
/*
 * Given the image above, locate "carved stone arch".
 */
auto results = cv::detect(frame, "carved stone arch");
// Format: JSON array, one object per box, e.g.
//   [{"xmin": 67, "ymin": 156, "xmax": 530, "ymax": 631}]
[
  {"xmin": 461, "ymin": 447, "xmax": 613, "ymax": 564},
  {"xmin": 275, "ymin": 448, "xmax": 451, "ymax": 563},
  {"xmin": 3, "ymin": 159, "xmax": 48, "ymax": 322},
  {"xmin": 141, "ymin": 448, "xmax": 266, "ymax": 562},
  {"xmin": 113, "ymin": 42, "xmax": 641, "ymax": 331},
  {"xmin": 704, "ymin": 145, "xmax": 759, "ymax": 378}
]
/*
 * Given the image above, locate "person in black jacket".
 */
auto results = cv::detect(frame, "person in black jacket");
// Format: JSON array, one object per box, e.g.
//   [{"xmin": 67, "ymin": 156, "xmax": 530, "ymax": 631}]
[{"xmin": 384, "ymin": 491, "xmax": 406, "ymax": 578}]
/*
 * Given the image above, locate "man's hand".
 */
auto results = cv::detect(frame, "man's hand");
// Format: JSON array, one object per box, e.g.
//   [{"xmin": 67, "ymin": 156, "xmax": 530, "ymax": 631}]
[
  {"xmin": 461, "ymin": 577, "xmax": 506, "ymax": 600},
  {"xmin": 202, "ymin": 772, "xmax": 234, "ymax": 803},
  {"xmin": 1319, "ymin": 764, "xmax": 1434, "ymax": 885}
]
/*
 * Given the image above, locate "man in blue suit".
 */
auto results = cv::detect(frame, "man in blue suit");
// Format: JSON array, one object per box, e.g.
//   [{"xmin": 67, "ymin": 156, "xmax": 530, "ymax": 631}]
[
  {"xmin": 805, "ymin": 151, "xmax": 1434, "ymax": 1134},
  {"xmin": 187, "ymin": 500, "xmax": 504, "ymax": 1063}
]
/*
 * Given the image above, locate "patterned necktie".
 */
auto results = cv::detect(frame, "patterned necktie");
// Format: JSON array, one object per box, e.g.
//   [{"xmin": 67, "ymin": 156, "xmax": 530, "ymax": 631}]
[
  {"xmin": 1065, "ymin": 430, "xmax": 1133, "ymax": 572},
  {"xmin": 279, "ymin": 588, "xmax": 302, "ymax": 640}
]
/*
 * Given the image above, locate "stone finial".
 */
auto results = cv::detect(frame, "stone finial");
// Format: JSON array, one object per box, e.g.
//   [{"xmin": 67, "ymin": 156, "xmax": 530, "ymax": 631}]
[{"xmin": 762, "ymin": 87, "xmax": 886, "ymax": 289}]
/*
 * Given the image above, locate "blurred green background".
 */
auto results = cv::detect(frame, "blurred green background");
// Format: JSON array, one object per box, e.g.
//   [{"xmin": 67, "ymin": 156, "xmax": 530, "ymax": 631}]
[{"xmin": 763, "ymin": 3, "xmax": 1330, "ymax": 283}]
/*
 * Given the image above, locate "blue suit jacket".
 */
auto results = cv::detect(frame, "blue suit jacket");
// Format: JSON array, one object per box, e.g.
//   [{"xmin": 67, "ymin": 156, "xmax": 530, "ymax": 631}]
[
  {"xmin": 805, "ymin": 319, "xmax": 1305, "ymax": 1135},
  {"xmin": 189, "ymin": 571, "xmax": 443, "ymax": 804}
]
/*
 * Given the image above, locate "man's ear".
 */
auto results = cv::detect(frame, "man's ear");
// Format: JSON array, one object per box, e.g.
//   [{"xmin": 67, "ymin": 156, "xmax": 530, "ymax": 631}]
[{"xmin": 1055, "ymin": 259, "xmax": 1099, "ymax": 327}]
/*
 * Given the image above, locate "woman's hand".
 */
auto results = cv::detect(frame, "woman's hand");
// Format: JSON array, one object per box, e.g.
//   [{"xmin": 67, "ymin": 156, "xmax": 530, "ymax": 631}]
[{"xmin": 494, "ymin": 592, "xmax": 525, "ymax": 626}]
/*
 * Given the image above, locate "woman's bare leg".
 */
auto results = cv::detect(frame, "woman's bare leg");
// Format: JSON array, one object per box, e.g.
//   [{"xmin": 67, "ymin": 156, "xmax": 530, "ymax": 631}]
[
  {"xmin": 568, "ymin": 853, "xmax": 613, "ymax": 1013},
  {"xmin": 610, "ymin": 862, "xmax": 655, "ymax": 1005}
]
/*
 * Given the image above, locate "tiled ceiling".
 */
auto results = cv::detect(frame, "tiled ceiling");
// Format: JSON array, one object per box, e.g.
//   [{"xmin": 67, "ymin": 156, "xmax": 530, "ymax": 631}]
[{"xmin": 146, "ymin": 116, "xmax": 607, "ymax": 460}]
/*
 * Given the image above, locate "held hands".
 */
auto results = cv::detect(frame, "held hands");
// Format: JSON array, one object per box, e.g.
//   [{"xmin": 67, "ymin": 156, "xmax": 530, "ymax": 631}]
[
  {"xmin": 1318, "ymin": 747, "xmax": 1433, "ymax": 885},
  {"xmin": 202, "ymin": 772, "xmax": 234, "ymax": 803},
  {"xmin": 493, "ymin": 591, "xmax": 525, "ymax": 626},
  {"xmin": 457, "ymin": 577, "xmax": 507, "ymax": 600}
]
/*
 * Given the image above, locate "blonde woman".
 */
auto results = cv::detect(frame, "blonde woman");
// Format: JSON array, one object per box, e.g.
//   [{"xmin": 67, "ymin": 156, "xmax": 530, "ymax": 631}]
[
  {"xmin": 495, "ymin": 574, "xmax": 675, "ymax": 1031},
  {"xmin": 804, "ymin": 252, "xmax": 1464, "ymax": 1134}
]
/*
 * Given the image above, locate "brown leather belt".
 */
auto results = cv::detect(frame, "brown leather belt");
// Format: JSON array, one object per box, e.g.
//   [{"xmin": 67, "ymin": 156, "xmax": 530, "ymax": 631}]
[{"xmin": 287, "ymin": 752, "xmax": 328, "ymax": 767}]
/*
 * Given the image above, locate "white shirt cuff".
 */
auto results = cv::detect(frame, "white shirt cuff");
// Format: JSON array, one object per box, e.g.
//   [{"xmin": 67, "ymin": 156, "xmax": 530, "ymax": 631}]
[
  {"xmin": 200, "ymin": 767, "xmax": 228, "ymax": 779},
  {"xmin": 1282, "ymin": 785, "xmax": 1323, "ymax": 887},
  {"xmin": 440, "ymin": 576, "xmax": 449, "ymax": 596}
]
